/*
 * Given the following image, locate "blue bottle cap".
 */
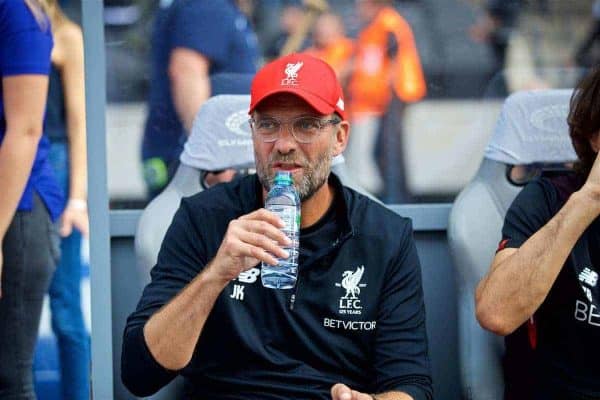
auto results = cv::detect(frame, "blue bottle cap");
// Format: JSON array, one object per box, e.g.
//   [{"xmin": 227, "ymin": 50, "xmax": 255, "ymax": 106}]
[{"xmin": 274, "ymin": 171, "xmax": 294, "ymax": 185}]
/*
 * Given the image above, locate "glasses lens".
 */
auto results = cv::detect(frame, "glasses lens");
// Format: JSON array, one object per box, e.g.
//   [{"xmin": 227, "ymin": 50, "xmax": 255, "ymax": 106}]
[
  {"xmin": 253, "ymin": 118, "xmax": 280, "ymax": 142},
  {"xmin": 293, "ymin": 117, "xmax": 321, "ymax": 143}
]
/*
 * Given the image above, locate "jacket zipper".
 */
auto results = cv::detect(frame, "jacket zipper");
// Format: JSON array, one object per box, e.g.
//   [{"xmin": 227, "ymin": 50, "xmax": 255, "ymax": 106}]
[{"xmin": 288, "ymin": 230, "xmax": 354, "ymax": 311}]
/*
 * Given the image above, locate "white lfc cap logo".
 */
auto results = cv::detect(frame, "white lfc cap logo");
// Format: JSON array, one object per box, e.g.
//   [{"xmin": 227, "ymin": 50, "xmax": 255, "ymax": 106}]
[{"xmin": 281, "ymin": 62, "xmax": 303, "ymax": 86}]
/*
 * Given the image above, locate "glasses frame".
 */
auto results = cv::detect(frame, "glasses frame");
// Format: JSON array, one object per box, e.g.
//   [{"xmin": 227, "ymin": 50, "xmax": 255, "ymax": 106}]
[{"xmin": 248, "ymin": 115, "xmax": 341, "ymax": 144}]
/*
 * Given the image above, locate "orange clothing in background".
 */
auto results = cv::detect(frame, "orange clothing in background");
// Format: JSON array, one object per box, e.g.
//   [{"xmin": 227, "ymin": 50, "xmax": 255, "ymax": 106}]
[
  {"xmin": 305, "ymin": 37, "xmax": 354, "ymax": 78},
  {"xmin": 348, "ymin": 6, "xmax": 426, "ymax": 116}
]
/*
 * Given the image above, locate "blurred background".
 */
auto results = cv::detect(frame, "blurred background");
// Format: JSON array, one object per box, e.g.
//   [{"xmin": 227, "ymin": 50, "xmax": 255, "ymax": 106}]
[
  {"xmin": 34, "ymin": 1, "xmax": 598, "ymax": 398},
  {"xmin": 94, "ymin": 0, "xmax": 595, "ymax": 207}
]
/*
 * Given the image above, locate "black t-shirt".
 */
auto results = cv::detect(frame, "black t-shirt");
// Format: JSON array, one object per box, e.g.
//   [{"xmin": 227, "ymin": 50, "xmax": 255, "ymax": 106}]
[
  {"xmin": 298, "ymin": 191, "xmax": 344, "ymax": 268},
  {"xmin": 501, "ymin": 174, "xmax": 600, "ymax": 400}
]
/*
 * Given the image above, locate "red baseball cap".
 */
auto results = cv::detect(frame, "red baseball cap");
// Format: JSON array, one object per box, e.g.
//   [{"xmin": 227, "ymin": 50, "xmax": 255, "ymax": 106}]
[{"xmin": 249, "ymin": 53, "xmax": 347, "ymax": 120}]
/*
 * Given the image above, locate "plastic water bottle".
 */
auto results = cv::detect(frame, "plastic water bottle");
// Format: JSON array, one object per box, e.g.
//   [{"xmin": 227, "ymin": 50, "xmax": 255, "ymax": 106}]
[{"xmin": 261, "ymin": 171, "xmax": 300, "ymax": 289}]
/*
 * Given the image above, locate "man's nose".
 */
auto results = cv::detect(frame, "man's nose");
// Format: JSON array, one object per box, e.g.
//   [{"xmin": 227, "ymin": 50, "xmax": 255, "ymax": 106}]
[{"xmin": 273, "ymin": 124, "xmax": 298, "ymax": 153}]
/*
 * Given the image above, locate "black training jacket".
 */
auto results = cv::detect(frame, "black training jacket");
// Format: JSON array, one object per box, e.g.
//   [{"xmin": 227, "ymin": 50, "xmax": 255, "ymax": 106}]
[{"xmin": 122, "ymin": 174, "xmax": 433, "ymax": 400}]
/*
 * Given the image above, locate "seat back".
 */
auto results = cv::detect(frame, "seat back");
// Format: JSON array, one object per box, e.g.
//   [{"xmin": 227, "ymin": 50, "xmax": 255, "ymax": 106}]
[
  {"xmin": 448, "ymin": 89, "xmax": 577, "ymax": 399},
  {"xmin": 135, "ymin": 94, "xmax": 255, "ymax": 284}
]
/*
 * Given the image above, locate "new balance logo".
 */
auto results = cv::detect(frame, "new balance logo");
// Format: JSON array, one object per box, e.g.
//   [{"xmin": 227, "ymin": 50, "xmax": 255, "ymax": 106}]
[
  {"xmin": 230, "ymin": 284, "xmax": 245, "ymax": 301},
  {"xmin": 237, "ymin": 268, "xmax": 260, "ymax": 283},
  {"xmin": 578, "ymin": 268, "xmax": 598, "ymax": 302},
  {"xmin": 579, "ymin": 268, "xmax": 598, "ymax": 287}
]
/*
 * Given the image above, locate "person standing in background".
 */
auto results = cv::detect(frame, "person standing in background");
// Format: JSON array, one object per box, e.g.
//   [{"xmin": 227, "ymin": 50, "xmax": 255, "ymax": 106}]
[
  {"xmin": 470, "ymin": 0, "xmax": 522, "ymax": 96},
  {"xmin": 574, "ymin": 0, "xmax": 600, "ymax": 73},
  {"xmin": 38, "ymin": 0, "xmax": 90, "ymax": 398},
  {"xmin": 345, "ymin": 0, "xmax": 426, "ymax": 197},
  {"xmin": 141, "ymin": 0, "xmax": 259, "ymax": 199},
  {"xmin": 304, "ymin": 12, "xmax": 354, "ymax": 82},
  {"xmin": 264, "ymin": 4, "xmax": 307, "ymax": 59},
  {"xmin": 0, "ymin": 0, "xmax": 65, "ymax": 398}
]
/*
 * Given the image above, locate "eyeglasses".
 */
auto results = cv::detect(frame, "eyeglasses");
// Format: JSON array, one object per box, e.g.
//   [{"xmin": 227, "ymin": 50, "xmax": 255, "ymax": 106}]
[{"xmin": 248, "ymin": 116, "xmax": 341, "ymax": 144}]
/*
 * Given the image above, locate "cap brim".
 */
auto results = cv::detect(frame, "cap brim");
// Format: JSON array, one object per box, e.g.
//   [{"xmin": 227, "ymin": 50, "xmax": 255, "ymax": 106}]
[{"xmin": 249, "ymin": 87, "xmax": 344, "ymax": 119}]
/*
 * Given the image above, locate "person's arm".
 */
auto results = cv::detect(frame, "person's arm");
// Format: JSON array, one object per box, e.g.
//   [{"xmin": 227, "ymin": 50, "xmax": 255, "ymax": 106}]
[
  {"xmin": 57, "ymin": 23, "xmax": 88, "ymax": 237},
  {"xmin": 143, "ymin": 207, "xmax": 289, "ymax": 369},
  {"xmin": 168, "ymin": 47, "xmax": 211, "ymax": 133},
  {"xmin": 0, "ymin": 75, "xmax": 49, "ymax": 295},
  {"xmin": 122, "ymin": 204, "xmax": 289, "ymax": 396},
  {"xmin": 476, "ymin": 154, "xmax": 600, "ymax": 335},
  {"xmin": 389, "ymin": 17, "xmax": 426, "ymax": 103},
  {"xmin": 0, "ymin": 75, "xmax": 48, "ymax": 239},
  {"xmin": 476, "ymin": 190, "xmax": 600, "ymax": 335},
  {"xmin": 167, "ymin": 1, "xmax": 240, "ymax": 133}
]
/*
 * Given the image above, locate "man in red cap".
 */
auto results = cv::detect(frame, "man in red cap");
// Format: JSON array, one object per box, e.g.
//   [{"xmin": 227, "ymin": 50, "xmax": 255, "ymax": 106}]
[{"xmin": 122, "ymin": 53, "xmax": 432, "ymax": 400}]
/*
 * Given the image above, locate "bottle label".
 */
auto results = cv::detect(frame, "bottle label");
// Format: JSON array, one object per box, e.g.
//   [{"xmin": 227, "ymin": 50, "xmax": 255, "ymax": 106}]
[{"xmin": 268, "ymin": 204, "xmax": 298, "ymax": 232}]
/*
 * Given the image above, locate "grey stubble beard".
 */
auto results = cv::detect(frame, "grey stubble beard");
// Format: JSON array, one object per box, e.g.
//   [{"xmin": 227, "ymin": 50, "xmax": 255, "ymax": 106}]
[{"xmin": 256, "ymin": 150, "xmax": 333, "ymax": 202}]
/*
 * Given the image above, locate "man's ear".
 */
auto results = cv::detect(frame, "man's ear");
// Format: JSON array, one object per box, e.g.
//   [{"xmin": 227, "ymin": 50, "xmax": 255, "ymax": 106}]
[{"xmin": 332, "ymin": 121, "xmax": 349, "ymax": 157}]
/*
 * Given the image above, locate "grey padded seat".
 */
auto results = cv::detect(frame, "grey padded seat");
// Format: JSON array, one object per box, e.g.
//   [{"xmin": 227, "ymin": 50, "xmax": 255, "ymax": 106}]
[
  {"xmin": 448, "ymin": 89, "xmax": 578, "ymax": 400},
  {"xmin": 135, "ymin": 95, "xmax": 255, "ymax": 284}
]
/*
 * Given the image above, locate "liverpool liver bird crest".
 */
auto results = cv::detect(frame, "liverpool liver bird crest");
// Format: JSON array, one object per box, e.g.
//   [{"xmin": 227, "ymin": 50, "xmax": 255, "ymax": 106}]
[{"xmin": 340, "ymin": 266, "xmax": 365, "ymax": 299}]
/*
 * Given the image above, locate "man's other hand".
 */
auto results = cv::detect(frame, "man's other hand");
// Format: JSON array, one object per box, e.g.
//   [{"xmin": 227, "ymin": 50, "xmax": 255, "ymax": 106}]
[
  {"xmin": 331, "ymin": 383, "xmax": 373, "ymax": 400},
  {"xmin": 208, "ymin": 208, "xmax": 291, "ymax": 283}
]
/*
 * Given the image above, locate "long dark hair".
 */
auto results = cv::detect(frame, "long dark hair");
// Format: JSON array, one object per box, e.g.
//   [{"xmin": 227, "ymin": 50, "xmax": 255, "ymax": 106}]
[{"xmin": 568, "ymin": 67, "xmax": 600, "ymax": 176}]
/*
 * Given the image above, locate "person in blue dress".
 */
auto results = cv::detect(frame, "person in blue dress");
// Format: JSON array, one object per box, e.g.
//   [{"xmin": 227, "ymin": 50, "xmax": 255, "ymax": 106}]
[{"xmin": 0, "ymin": 0, "xmax": 65, "ymax": 398}]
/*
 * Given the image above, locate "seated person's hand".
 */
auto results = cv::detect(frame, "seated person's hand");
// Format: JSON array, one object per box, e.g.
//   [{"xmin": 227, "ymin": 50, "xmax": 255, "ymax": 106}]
[
  {"xmin": 208, "ymin": 208, "xmax": 291, "ymax": 283},
  {"xmin": 331, "ymin": 383, "xmax": 373, "ymax": 400}
]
